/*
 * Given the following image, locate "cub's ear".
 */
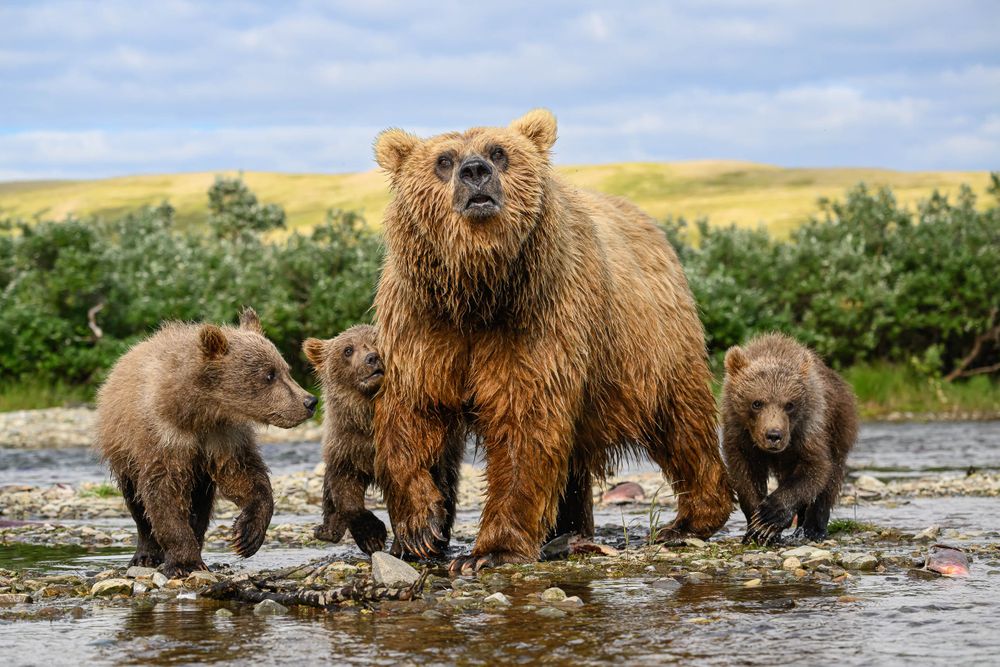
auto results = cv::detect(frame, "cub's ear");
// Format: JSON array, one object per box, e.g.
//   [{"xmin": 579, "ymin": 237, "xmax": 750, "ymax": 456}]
[
  {"xmin": 199, "ymin": 324, "xmax": 229, "ymax": 360},
  {"xmin": 238, "ymin": 307, "xmax": 263, "ymax": 334},
  {"xmin": 799, "ymin": 355, "xmax": 813, "ymax": 377},
  {"xmin": 374, "ymin": 128, "xmax": 420, "ymax": 173},
  {"xmin": 510, "ymin": 108, "xmax": 557, "ymax": 153},
  {"xmin": 724, "ymin": 346, "xmax": 748, "ymax": 376},
  {"xmin": 302, "ymin": 338, "xmax": 327, "ymax": 369}
]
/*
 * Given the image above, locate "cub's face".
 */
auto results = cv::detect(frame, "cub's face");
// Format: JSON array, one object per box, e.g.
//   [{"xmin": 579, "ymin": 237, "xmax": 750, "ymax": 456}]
[
  {"xmin": 198, "ymin": 308, "xmax": 318, "ymax": 429},
  {"xmin": 303, "ymin": 324, "xmax": 384, "ymax": 399},
  {"xmin": 373, "ymin": 110, "xmax": 557, "ymax": 255},
  {"xmin": 724, "ymin": 346, "xmax": 812, "ymax": 454}
]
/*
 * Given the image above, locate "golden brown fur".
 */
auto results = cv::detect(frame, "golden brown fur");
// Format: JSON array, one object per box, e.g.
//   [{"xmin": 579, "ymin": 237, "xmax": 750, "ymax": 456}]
[
  {"xmin": 95, "ymin": 308, "xmax": 317, "ymax": 576},
  {"xmin": 304, "ymin": 324, "xmax": 463, "ymax": 556},
  {"xmin": 372, "ymin": 109, "xmax": 732, "ymax": 570},
  {"xmin": 722, "ymin": 333, "xmax": 858, "ymax": 544}
]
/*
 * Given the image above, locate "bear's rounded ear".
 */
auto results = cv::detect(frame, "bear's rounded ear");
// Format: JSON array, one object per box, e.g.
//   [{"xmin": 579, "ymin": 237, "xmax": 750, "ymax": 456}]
[
  {"xmin": 510, "ymin": 108, "xmax": 557, "ymax": 153},
  {"xmin": 302, "ymin": 338, "xmax": 327, "ymax": 369},
  {"xmin": 374, "ymin": 128, "xmax": 420, "ymax": 173},
  {"xmin": 799, "ymin": 355, "xmax": 813, "ymax": 377},
  {"xmin": 239, "ymin": 307, "xmax": 263, "ymax": 334},
  {"xmin": 724, "ymin": 346, "xmax": 748, "ymax": 376},
  {"xmin": 199, "ymin": 324, "xmax": 229, "ymax": 360}
]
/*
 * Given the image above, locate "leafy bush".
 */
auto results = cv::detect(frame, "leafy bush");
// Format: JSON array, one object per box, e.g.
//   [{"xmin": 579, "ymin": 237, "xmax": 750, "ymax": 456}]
[
  {"xmin": 0, "ymin": 175, "xmax": 996, "ymax": 400},
  {"xmin": 0, "ymin": 183, "xmax": 381, "ymax": 389},
  {"xmin": 667, "ymin": 179, "xmax": 1000, "ymax": 377}
]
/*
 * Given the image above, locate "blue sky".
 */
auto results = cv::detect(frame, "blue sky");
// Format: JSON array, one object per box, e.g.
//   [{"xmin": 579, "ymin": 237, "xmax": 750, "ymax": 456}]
[{"xmin": 1, "ymin": 0, "xmax": 997, "ymax": 180}]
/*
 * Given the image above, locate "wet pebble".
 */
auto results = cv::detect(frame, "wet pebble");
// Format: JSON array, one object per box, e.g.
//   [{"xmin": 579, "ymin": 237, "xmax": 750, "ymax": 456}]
[
  {"xmin": 535, "ymin": 607, "xmax": 567, "ymax": 619},
  {"xmin": 840, "ymin": 553, "xmax": 879, "ymax": 571},
  {"xmin": 371, "ymin": 552, "xmax": 419, "ymax": 588},
  {"xmin": 253, "ymin": 599, "xmax": 288, "ymax": 615},
  {"xmin": 90, "ymin": 579, "xmax": 133, "ymax": 597},
  {"xmin": 540, "ymin": 587, "xmax": 566, "ymax": 602},
  {"xmin": 215, "ymin": 608, "xmax": 234, "ymax": 617},
  {"xmin": 483, "ymin": 592, "xmax": 511, "ymax": 607}
]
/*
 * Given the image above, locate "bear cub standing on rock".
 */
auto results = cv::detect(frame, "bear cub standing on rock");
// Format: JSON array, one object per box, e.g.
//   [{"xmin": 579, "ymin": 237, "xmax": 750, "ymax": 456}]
[
  {"xmin": 96, "ymin": 308, "xmax": 317, "ymax": 577},
  {"xmin": 303, "ymin": 324, "xmax": 464, "ymax": 557},
  {"xmin": 722, "ymin": 333, "xmax": 858, "ymax": 545}
]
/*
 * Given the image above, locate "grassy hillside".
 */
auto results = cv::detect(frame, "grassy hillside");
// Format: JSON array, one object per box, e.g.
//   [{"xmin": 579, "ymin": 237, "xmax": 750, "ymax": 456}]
[{"xmin": 0, "ymin": 161, "xmax": 993, "ymax": 235}]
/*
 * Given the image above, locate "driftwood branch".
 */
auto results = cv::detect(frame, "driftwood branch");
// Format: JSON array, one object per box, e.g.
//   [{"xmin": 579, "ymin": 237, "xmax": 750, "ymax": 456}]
[
  {"xmin": 202, "ymin": 570, "xmax": 429, "ymax": 610},
  {"xmin": 87, "ymin": 302, "xmax": 105, "ymax": 340},
  {"xmin": 945, "ymin": 307, "xmax": 1000, "ymax": 382}
]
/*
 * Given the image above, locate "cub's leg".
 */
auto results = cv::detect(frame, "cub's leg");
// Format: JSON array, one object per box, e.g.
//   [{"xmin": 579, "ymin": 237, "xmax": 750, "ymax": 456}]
[
  {"xmin": 120, "ymin": 473, "xmax": 164, "ymax": 567},
  {"xmin": 547, "ymin": 453, "xmax": 594, "ymax": 542},
  {"xmin": 212, "ymin": 435, "xmax": 274, "ymax": 560},
  {"xmin": 189, "ymin": 465, "xmax": 216, "ymax": 548},
  {"xmin": 140, "ymin": 468, "xmax": 206, "ymax": 577}
]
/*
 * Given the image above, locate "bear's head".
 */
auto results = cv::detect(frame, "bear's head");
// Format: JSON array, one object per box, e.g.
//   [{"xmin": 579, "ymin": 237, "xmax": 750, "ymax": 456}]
[
  {"xmin": 374, "ymin": 109, "xmax": 557, "ymax": 280},
  {"xmin": 197, "ymin": 308, "xmax": 318, "ymax": 428},
  {"xmin": 303, "ymin": 324, "xmax": 384, "ymax": 400},
  {"xmin": 724, "ymin": 342, "xmax": 820, "ymax": 454}
]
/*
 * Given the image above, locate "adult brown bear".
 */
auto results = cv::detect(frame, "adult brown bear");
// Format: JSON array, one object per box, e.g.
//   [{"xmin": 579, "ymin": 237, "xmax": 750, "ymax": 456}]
[{"xmin": 373, "ymin": 110, "xmax": 732, "ymax": 570}]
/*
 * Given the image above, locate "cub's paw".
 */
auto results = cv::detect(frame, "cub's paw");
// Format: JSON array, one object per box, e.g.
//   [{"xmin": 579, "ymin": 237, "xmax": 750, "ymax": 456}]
[
  {"xmin": 349, "ymin": 511, "xmax": 387, "ymax": 555},
  {"xmin": 313, "ymin": 516, "xmax": 348, "ymax": 544},
  {"xmin": 231, "ymin": 502, "xmax": 272, "ymax": 558},
  {"xmin": 162, "ymin": 558, "xmax": 207, "ymax": 579},
  {"xmin": 448, "ymin": 550, "xmax": 533, "ymax": 573},
  {"xmin": 744, "ymin": 498, "xmax": 795, "ymax": 545}
]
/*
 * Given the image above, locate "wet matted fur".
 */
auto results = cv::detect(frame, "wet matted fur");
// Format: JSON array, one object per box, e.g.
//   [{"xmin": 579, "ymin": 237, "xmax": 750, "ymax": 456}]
[
  {"xmin": 95, "ymin": 308, "xmax": 317, "ymax": 576},
  {"xmin": 372, "ymin": 109, "xmax": 733, "ymax": 570}
]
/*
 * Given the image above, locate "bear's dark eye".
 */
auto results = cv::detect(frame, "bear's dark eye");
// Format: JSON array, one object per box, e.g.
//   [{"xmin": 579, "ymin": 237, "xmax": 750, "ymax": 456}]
[
  {"xmin": 784, "ymin": 402, "xmax": 795, "ymax": 413},
  {"xmin": 490, "ymin": 146, "xmax": 505, "ymax": 162},
  {"xmin": 265, "ymin": 369, "xmax": 276, "ymax": 383},
  {"xmin": 343, "ymin": 346, "xmax": 354, "ymax": 358},
  {"xmin": 435, "ymin": 154, "xmax": 454, "ymax": 181},
  {"xmin": 437, "ymin": 155, "xmax": 452, "ymax": 169},
  {"xmin": 751, "ymin": 400, "xmax": 763, "ymax": 411}
]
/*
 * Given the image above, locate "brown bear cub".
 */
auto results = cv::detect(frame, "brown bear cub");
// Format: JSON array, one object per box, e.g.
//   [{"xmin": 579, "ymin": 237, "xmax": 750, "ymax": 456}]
[
  {"xmin": 302, "ymin": 324, "xmax": 462, "ymax": 555},
  {"xmin": 722, "ymin": 333, "xmax": 858, "ymax": 545},
  {"xmin": 96, "ymin": 308, "xmax": 317, "ymax": 577},
  {"xmin": 303, "ymin": 324, "xmax": 464, "ymax": 557}
]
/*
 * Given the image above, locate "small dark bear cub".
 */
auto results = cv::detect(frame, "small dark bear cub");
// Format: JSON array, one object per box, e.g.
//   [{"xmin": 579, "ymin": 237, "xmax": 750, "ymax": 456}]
[
  {"xmin": 722, "ymin": 333, "xmax": 858, "ymax": 545},
  {"xmin": 303, "ymin": 325, "xmax": 388, "ymax": 555},
  {"xmin": 304, "ymin": 324, "xmax": 465, "ymax": 558},
  {"xmin": 96, "ymin": 308, "xmax": 317, "ymax": 577}
]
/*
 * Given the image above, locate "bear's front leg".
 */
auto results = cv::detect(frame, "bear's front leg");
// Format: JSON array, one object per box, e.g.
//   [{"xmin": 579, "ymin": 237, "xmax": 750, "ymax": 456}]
[
  {"xmin": 449, "ymin": 388, "xmax": 575, "ymax": 573},
  {"xmin": 374, "ymin": 393, "xmax": 452, "ymax": 559},
  {"xmin": 747, "ymin": 445, "xmax": 833, "ymax": 545},
  {"xmin": 212, "ymin": 441, "xmax": 274, "ymax": 559},
  {"xmin": 140, "ymin": 472, "xmax": 207, "ymax": 578}
]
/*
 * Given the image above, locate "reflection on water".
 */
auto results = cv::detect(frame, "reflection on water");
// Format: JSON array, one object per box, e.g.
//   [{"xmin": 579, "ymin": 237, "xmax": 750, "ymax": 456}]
[
  {"xmin": 3, "ymin": 565, "xmax": 998, "ymax": 666},
  {"xmin": 2, "ymin": 421, "xmax": 1000, "ymax": 665}
]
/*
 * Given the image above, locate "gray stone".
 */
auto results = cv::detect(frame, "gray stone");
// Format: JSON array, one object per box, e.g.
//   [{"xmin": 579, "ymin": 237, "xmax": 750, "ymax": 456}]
[
  {"xmin": 540, "ymin": 587, "xmax": 566, "ymax": 602},
  {"xmin": 483, "ymin": 592, "xmax": 511, "ymax": 607},
  {"xmin": 91, "ymin": 578, "xmax": 133, "ymax": 597},
  {"xmin": 535, "ymin": 606, "xmax": 567, "ymax": 619},
  {"xmin": 841, "ymin": 553, "xmax": 879, "ymax": 571},
  {"xmin": 215, "ymin": 608, "xmax": 234, "ymax": 617},
  {"xmin": 914, "ymin": 525, "xmax": 941, "ymax": 542},
  {"xmin": 0, "ymin": 593, "xmax": 32, "ymax": 604},
  {"xmin": 151, "ymin": 572, "xmax": 169, "ymax": 588},
  {"xmin": 371, "ymin": 552, "xmax": 420, "ymax": 587},
  {"xmin": 125, "ymin": 566, "xmax": 159, "ymax": 579},
  {"xmin": 560, "ymin": 595, "xmax": 584, "ymax": 607},
  {"xmin": 253, "ymin": 599, "xmax": 288, "ymax": 615}
]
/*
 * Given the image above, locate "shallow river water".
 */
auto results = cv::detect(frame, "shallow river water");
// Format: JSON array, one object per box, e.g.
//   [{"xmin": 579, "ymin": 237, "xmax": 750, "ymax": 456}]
[{"xmin": 2, "ymin": 421, "xmax": 999, "ymax": 666}]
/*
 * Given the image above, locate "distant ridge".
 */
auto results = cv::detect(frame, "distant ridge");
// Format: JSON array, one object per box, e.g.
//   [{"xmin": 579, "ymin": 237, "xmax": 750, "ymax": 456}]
[{"xmin": 0, "ymin": 161, "xmax": 991, "ymax": 236}]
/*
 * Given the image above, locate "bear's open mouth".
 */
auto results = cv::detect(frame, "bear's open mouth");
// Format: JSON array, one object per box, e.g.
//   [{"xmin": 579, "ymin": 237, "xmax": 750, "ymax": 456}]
[{"xmin": 465, "ymin": 194, "xmax": 498, "ymax": 212}]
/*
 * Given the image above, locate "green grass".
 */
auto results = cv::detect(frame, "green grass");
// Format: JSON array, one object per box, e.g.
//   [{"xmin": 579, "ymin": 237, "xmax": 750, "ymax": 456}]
[
  {"xmin": 844, "ymin": 363, "xmax": 1000, "ymax": 419},
  {"xmin": 0, "ymin": 162, "xmax": 993, "ymax": 237},
  {"xmin": 78, "ymin": 482, "xmax": 121, "ymax": 499},
  {"xmin": 0, "ymin": 379, "xmax": 92, "ymax": 412},
  {"xmin": 827, "ymin": 519, "xmax": 878, "ymax": 536}
]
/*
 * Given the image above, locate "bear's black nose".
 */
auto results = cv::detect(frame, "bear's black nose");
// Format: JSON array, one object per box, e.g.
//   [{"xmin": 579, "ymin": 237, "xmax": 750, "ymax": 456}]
[
  {"xmin": 304, "ymin": 395, "xmax": 318, "ymax": 414},
  {"xmin": 365, "ymin": 351, "xmax": 380, "ymax": 367},
  {"xmin": 765, "ymin": 428, "xmax": 783, "ymax": 443},
  {"xmin": 459, "ymin": 157, "xmax": 493, "ymax": 188}
]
